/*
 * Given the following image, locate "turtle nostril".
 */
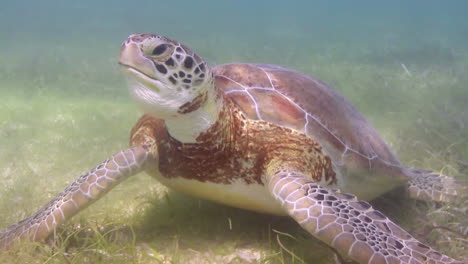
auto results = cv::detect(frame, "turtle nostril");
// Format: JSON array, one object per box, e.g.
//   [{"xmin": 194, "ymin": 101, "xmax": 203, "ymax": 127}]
[{"xmin": 128, "ymin": 34, "xmax": 148, "ymax": 43}]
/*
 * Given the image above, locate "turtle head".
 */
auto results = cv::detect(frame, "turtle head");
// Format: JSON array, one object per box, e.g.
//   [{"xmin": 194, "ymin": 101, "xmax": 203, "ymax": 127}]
[{"xmin": 119, "ymin": 34, "xmax": 213, "ymax": 119}]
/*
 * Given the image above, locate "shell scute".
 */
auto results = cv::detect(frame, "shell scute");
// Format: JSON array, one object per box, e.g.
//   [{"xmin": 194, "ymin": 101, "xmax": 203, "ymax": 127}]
[{"xmin": 249, "ymin": 88, "xmax": 307, "ymax": 131}]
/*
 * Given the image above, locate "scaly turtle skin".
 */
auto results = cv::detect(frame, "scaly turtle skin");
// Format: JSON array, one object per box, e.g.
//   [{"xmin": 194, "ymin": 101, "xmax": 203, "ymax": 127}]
[{"xmin": 0, "ymin": 34, "xmax": 465, "ymax": 263}]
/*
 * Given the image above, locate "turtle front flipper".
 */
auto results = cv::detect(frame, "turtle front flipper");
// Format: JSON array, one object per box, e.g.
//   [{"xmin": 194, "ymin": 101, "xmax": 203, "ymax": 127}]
[
  {"xmin": 405, "ymin": 167, "xmax": 466, "ymax": 202},
  {"xmin": 267, "ymin": 171, "xmax": 462, "ymax": 264},
  {"xmin": 0, "ymin": 145, "xmax": 154, "ymax": 250}
]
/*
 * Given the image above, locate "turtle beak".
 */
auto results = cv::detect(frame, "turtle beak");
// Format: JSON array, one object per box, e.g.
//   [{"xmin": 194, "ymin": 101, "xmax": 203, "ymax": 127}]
[
  {"xmin": 118, "ymin": 36, "xmax": 156, "ymax": 79},
  {"xmin": 119, "ymin": 38, "xmax": 167, "ymax": 93}
]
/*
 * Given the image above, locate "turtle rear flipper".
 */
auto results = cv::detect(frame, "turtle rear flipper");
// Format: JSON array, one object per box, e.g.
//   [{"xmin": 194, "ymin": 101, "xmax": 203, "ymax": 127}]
[
  {"xmin": 405, "ymin": 167, "xmax": 467, "ymax": 202},
  {"xmin": 267, "ymin": 171, "xmax": 462, "ymax": 264},
  {"xmin": 0, "ymin": 146, "xmax": 153, "ymax": 250}
]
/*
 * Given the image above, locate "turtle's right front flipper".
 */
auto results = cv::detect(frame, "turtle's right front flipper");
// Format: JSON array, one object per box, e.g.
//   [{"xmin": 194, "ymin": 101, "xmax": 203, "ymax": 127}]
[
  {"xmin": 0, "ymin": 145, "xmax": 154, "ymax": 250},
  {"xmin": 267, "ymin": 171, "xmax": 462, "ymax": 264}
]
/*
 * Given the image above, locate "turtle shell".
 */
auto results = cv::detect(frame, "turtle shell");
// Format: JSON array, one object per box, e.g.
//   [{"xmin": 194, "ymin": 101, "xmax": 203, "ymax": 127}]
[{"xmin": 213, "ymin": 63, "xmax": 408, "ymax": 199}]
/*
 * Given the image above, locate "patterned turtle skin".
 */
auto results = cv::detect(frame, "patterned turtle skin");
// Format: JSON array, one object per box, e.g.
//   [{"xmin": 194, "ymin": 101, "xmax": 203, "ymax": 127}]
[{"xmin": 0, "ymin": 34, "xmax": 465, "ymax": 264}]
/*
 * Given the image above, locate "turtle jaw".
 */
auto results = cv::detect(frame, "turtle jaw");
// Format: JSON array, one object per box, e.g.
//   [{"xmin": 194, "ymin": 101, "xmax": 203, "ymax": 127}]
[
  {"xmin": 120, "ymin": 65, "xmax": 163, "ymax": 93},
  {"xmin": 121, "ymin": 64, "xmax": 199, "ymax": 119},
  {"xmin": 118, "ymin": 37, "xmax": 160, "ymax": 80},
  {"xmin": 118, "ymin": 38, "xmax": 167, "ymax": 94}
]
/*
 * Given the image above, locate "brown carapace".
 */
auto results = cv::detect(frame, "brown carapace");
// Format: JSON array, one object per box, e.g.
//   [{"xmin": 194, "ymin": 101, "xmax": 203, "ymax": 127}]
[{"xmin": 0, "ymin": 34, "xmax": 465, "ymax": 264}]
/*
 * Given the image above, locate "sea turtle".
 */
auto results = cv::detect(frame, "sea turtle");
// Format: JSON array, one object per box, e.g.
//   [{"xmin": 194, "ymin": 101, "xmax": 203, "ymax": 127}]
[{"xmin": 0, "ymin": 34, "xmax": 465, "ymax": 263}]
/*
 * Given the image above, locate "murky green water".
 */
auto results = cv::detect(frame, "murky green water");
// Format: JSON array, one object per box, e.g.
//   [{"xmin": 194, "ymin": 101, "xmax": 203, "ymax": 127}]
[{"xmin": 0, "ymin": 1, "xmax": 467, "ymax": 263}]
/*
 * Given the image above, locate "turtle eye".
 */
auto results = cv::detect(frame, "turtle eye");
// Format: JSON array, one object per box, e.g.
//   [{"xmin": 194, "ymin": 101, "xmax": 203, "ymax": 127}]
[{"xmin": 152, "ymin": 44, "xmax": 172, "ymax": 56}]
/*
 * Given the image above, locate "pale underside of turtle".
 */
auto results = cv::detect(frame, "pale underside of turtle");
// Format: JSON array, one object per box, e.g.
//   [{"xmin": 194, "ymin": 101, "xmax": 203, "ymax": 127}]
[{"xmin": 0, "ymin": 34, "xmax": 465, "ymax": 264}]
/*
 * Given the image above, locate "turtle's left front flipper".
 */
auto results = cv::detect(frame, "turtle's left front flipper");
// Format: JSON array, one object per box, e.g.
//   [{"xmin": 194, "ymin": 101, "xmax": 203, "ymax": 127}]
[
  {"xmin": 0, "ymin": 145, "xmax": 154, "ymax": 250},
  {"xmin": 405, "ymin": 167, "xmax": 467, "ymax": 202},
  {"xmin": 267, "ymin": 171, "xmax": 462, "ymax": 264}
]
